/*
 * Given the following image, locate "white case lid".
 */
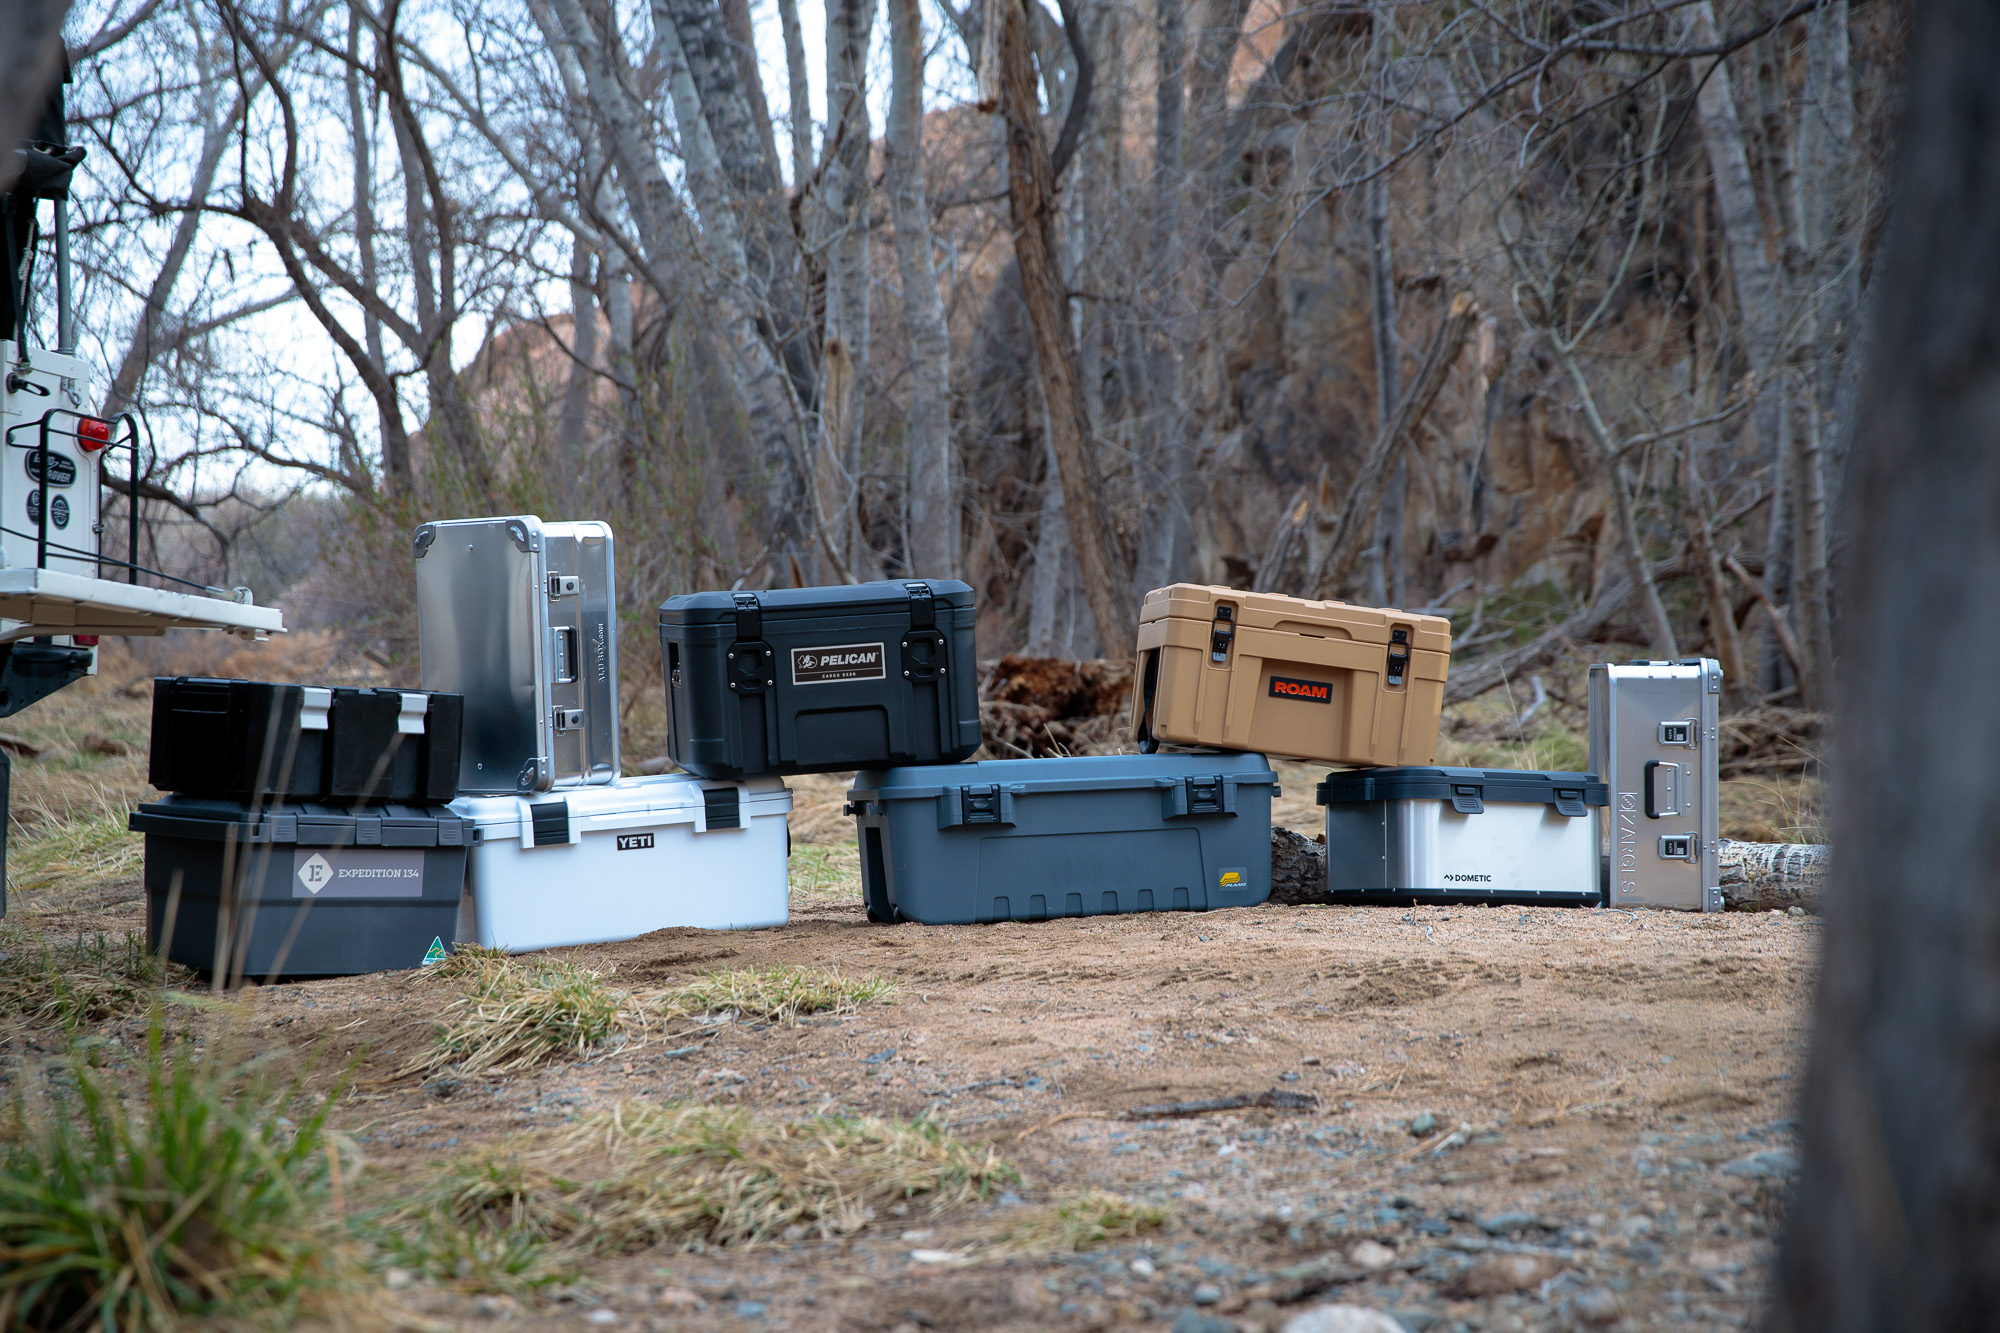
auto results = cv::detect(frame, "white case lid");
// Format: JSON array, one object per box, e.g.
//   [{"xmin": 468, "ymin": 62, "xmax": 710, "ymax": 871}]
[{"xmin": 451, "ymin": 773, "xmax": 791, "ymax": 842}]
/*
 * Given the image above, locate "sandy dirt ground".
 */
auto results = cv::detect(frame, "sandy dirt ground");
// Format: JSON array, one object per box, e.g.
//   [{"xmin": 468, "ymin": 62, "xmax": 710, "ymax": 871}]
[{"xmin": 0, "ymin": 676, "xmax": 1821, "ymax": 1332}]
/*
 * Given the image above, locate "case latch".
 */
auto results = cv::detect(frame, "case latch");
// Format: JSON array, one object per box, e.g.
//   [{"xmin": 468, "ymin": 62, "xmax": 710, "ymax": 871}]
[
  {"xmin": 728, "ymin": 593, "xmax": 775, "ymax": 694},
  {"xmin": 1659, "ymin": 833, "xmax": 1697, "ymax": 862},
  {"xmin": 1163, "ymin": 775, "xmax": 1237, "ymax": 819},
  {"xmin": 939, "ymin": 784, "xmax": 1016, "ymax": 829},
  {"xmin": 1209, "ymin": 605, "xmax": 1235, "ymax": 662},
  {"xmin": 1552, "ymin": 787, "xmax": 1587, "ymax": 818},
  {"xmin": 553, "ymin": 708, "xmax": 584, "ymax": 732},
  {"xmin": 548, "ymin": 574, "xmax": 580, "ymax": 598},
  {"xmin": 1450, "ymin": 783, "xmax": 1484, "ymax": 815},
  {"xmin": 529, "ymin": 798, "xmax": 570, "ymax": 848},
  {"xmin": 1386, "ymin": 627, "xmax": 1412, "ymax": 687},
  {"xmin": 731, "ymin": 591, "xmax": 763, "ymax": 641},
  {"xmin": 702, "ymin": 786, "xmax": 742, "ymax": 831},
  {"xmin": 1658, "ymin": 720, "xmax": 1697, "ymax": 748}
]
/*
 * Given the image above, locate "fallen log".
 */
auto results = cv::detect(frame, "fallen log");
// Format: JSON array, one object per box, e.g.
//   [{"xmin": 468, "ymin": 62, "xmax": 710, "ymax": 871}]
[
  {"xmin": 1718, "ymin": 839, "xmax": 1828, "ymax": 912},
  {"xmin": 1271, "ymin": 826, "xmax": 1329, "ymax": 905}
]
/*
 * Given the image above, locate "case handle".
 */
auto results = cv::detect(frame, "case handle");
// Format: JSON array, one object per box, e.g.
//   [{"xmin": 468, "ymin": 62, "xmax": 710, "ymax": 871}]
[{"xmin": 1644, "ymin": 760, "xmax": 1681, "ymax": 818}]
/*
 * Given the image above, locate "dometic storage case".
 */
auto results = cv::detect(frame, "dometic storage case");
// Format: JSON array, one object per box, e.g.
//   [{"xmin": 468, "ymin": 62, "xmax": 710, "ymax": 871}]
[
  {"xmin": 450, "ymin": 774, "xmax": 792, "ymax": 951},
  {"xmin": 1130, "ymin": 585, "xmax": 1451, "ymax": 767},
  {"xmin": 659, "ymin": 580, "xmax": 979, "ymax": 780},
  {"xmin": 414, "ymin": 516, "xmax": 618, "ymax": 795},
  {"xmin": 846, "ymin": 752, "xmax": 1277, "ymax": 925},
  {"xmin": 1316, "ymin": 767, "xmax": 1607, "ymax": 905},
  {"xmin": 149, "ymin": 677, "xmax": 463, "ymax": 804},
  {"xmin": 1588, "ymin": 659, "xmax": 1722, "ymax": 911},
  {"xmin": 132, "ymin": 797, "xmax": 469, "ymax": 980}
]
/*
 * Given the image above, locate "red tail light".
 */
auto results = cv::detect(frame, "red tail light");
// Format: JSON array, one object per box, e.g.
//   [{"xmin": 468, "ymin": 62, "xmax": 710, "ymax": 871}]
[
  {"xmin": 73, "ymin": 635, "xmax": 99, "ymax": 647},
  {"xmin": 77, "ymin": 417, "xmax": 111, "ymax": 451}
]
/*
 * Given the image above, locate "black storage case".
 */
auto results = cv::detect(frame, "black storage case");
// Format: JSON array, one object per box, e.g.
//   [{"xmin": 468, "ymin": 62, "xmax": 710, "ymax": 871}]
[
  {"xmin": 658, "ymin": 580, "xmax": 981, "ymax": 779},
  {"xmin": 132, "ymin": 796, "xmax": 470, "ymax": 980},
  {"xmin": 149, "ymin": 677, "xmax": 464, "ymax": 804}
]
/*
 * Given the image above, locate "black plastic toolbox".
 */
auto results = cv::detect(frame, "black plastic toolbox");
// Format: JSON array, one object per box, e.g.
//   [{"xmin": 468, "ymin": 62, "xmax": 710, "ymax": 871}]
[
  {"xmin": 658, "ymin": 580, "xmax": 981, "ymax": 779},
  {"xmin": 132, "ymin": 796, "xmax": 469, "ymax": 980},
  {"xmin": 148, "ymin": 677, "xmax": 464, "ymax": 804}
]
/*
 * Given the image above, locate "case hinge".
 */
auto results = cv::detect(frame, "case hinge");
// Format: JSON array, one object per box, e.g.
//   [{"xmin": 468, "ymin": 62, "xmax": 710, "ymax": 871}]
[
  {"xmin": 1386, "ymin": 627, "xmax": 1412, "ymax": 687},
  {"xmin": 702, "ymin": 786, "xmax": 742, "ymax": 831}
]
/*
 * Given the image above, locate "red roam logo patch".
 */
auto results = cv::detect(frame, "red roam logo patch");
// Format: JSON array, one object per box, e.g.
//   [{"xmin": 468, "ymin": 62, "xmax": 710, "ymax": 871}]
[{"xmin": 1269, "ymin": 674, "xmax": 1332, "ymax": 703}]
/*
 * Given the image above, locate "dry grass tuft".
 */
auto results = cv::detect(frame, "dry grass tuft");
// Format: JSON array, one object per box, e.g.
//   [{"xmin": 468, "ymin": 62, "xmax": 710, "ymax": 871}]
[
  {"xmin": 0, "ymin": 927, "xmax": 187, "ymax": 1032},
  {"xmin": 973, "ymin": 1190, "xmax": 1170, "ymax": 1259},
  {"xmin": 414, "ymin": 947, "xmax": 634, "ymax": 1076},
  {"xmin": 656, "ymin": 963, "xmax": 894, "ymax": 1024},
  {"xmin": 7, "ymin": 794, "xmax": 144, "ymax": 898},
  {"xmin": 392, "ymin": 1101, "xmax": 1014, "ymax": 1264}
]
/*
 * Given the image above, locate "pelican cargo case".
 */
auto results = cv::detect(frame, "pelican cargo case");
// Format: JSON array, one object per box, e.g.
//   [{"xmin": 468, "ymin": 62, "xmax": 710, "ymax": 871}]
[
  {"xmin": 659, "ymin": 579, "xmax": 979, "ymax": 780},
  {"xmin": 132, "ymin": 797, "xmax": 470, "ymax": 981},
  {"xmin": 1588, "ymin": 659, "xmax": 1722, "ymax": 911},
  {"xmin": 846, "ymin": 752, "xmax": 1278, "ymax": 925},
  {"xmin": 450, "ymin": 774, "xmax": 792, "ymax": 951},
  {"xmin": 414, "ymin": 516, "xmax": 619, "ymax": 795},
  {"xmin": 148, "ymin": 677, "xmax": 464, "ymax": 804},
  {"xmin": 1130, "ymin": 585, "xmax": 1451, "ymax": 767},
  {"xmin": 1316, "ymin": 767, "xmax": 1607, "ymax": 905}
]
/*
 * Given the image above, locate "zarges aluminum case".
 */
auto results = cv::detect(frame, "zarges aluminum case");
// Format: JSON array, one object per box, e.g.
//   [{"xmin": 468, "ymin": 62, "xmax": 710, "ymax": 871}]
[
  {"xmin": 845, "ymin": 752, "xmax": 1278, "ymax": 925},
  {"xmin": 659, "ymin": 580, "xmax": 979, "ymax": 780},
  {"xmin": 131, "ymin": 796, "xmax": 470, "ymax": 980},
  {"xmin": 1316, "ymin": 767, "xmax": 1608, "ymax": 905},
  {"xmin": 1130, "ymin": 585, "xmax": 1452, "ymax": 766},
  {"xmin": 148, "ymin": 677, "xmax": 463, "ymax": 804},
  {"xmin": 450, "ymin": 775, "xmax": 792, "ymax": 951},
  {"xmin": 1588, "ymin": 659, "xmax": 1723, "ymax": 912},
  {"xmin": 414, "ymin": 516, "xmax": 618, "ymax": 795}
]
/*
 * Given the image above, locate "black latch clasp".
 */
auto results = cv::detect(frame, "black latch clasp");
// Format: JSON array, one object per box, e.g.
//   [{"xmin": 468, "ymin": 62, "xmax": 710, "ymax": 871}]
[
  {"xmin": 1163, "ymin": 774, "xmax": 1237, "ymax": 819},
  {"xmin": 727, "ymin": 592, "xmax": 775, "ymax": 694},
  {"xmin": 1386, "ymin": 626, "xmax": 1411, "ymax": 687},
  {"xmin": 938, "ymin": 783, "xmax": 1016, "ymax": 829},
  {"xmin": 529, "ymin": 798, "xmax": 571, "ymax": 847},
  {"xmin": 1210, "ymin": 605, "xmax": 1236, "ymax": 663},
  {"xmin": 1450, "ymin": 782, "xmax": 1484, "ymax": 815},
  {"xmin": 901, "ymin": 583, "xmax": 948, "ymax": 682},
  {"xmin": 1553, "ymin": 787, "xmax": 1586, "ymax": 818}
]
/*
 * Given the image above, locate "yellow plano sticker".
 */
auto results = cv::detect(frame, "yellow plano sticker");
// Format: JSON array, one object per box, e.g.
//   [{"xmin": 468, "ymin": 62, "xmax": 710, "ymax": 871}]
[{"xmin": 1219, "ymin": 871, "xmax": 1243, "ymax": 887}]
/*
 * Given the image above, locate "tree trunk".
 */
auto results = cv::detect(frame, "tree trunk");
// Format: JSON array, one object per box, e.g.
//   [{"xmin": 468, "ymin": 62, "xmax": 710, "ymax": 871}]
[
  {"xmin": 776, "ymin": 0, "xmax": 812, "ymax": 186},
  {"xmin": 1364, "ymin": 7, "xmax": 1403, "ymax": 609},
  {"xmin": 341, "ymin": 15, "xmax": 403, "ymax": 492},
  {"xmin": 1133, "ymin": 0, "xmax": 1188, "ymax": 599},
  {"xmin": 818, "ymin": 0, "xmax": 877, "ymax": 580},
  {"xmin": 1776, "ymin": 1, "xmax": 2000, "ymax": 1319},
  {"xmin": 559, "ymin": 237, "xmax": 597, "ymax": 508},
  {"xmin": 886, "ymin": 0, "xmax": 955, "ymax": 579},
  {"xmin": 996, "ymin": 0, "xmax": 1135, "ymax": 654},
  {"xmin": 1309, "ymin": 294, "xmax": 1478, "ymax": 600},
  {"xmin": 1550, "ymin": 339, "xmax": 1678, "ymax": 658},
  {"xmin": 1680, "ymin": 449, "xmax": 1746, "ymax": 701}
]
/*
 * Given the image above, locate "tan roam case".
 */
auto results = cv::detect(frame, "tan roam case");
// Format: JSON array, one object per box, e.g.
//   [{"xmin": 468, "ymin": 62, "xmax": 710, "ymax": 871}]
[{"xmin": 1129, "ymin": 585, "xmax": 1451, "ymax": 767}]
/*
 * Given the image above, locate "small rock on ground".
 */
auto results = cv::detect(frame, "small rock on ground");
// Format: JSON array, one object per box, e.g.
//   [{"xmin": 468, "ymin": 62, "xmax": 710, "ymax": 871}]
[{"xmin": 1282, "ymin": 1305, "xmax": 1411, "ymax": 1333}]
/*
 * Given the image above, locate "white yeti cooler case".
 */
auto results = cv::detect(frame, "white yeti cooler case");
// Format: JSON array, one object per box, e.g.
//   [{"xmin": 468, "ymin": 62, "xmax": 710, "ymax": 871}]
[
  {"xmin": 1316, "ymin": 767, "xmax": 1608, "ymax": 905},
  {"xmin": 451, "ymin": 774, "xmax": 792, "ymax": 951},
  {"xmin": 414, "ymin": 515, "xmax": 619, "ymax": 794},
  {"xmin": 1587, "ymin": 659, "xmax": 1722, "ymax": 912}
]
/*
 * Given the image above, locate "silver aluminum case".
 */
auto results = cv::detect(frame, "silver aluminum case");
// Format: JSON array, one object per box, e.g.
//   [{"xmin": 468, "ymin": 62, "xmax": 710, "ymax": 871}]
[
  {"xmin": 1587, "ymin": 659, "xmax": 1721, "ymax": 911},
  {"xmin": 415, "ymin": 516, "xmax": 618, "ymax": 794},
  {"xmin": 1323, "ymin": 799, "xmax": 1602, "ymax": 901}
]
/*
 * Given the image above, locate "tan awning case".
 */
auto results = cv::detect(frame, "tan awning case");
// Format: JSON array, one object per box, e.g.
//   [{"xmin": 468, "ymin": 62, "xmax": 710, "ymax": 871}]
[{"xmin": 1129, "ymin": 585, "xmax": 1451, "ymax": 766}]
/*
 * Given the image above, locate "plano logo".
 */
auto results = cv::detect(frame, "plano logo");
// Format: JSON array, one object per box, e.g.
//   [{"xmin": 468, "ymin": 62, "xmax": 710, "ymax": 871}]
[
  {"xmin": 1442, "ymin": 874, "xmax": 1493, "ymax": 883},
  {"xmin": 792, "ymin": 642, "xmax": 886, "ymax": 685},
  {"xmin": 1268, "ymin": 674, "xmax": 1332, "ymax": 703},
  {"xmin": 616, "ymin": 832, "xmax": 655, "ymax": 852}
]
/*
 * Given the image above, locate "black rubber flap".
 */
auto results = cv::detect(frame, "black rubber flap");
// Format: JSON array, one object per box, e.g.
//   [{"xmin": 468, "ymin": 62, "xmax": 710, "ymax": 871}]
[
  {"xmin": 1315, "ymin": 767, "xmax": 1607, "ymax": 812},
  {"xmin": 529, "ymin": 798, "xmax": 571, "ymax": 847},
  {"xmin": 660, "ymin": 579, "xmax": 974, "ymax": 627},
  {"xmin": 128, "ymin": 797, "xmax": 468, "ymax": 847},
  {"xmin": 703, "ymin": 786, "xmax": 742, "ymax": 830}
]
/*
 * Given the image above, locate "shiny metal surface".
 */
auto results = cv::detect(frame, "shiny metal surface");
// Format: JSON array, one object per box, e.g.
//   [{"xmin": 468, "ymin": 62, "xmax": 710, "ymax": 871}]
[
  {"xmin": 542, "ymin": 521, "xmax": 618, "ymax": 783},
  {"xmin": 417, "ymin": 516, "xmax": 546, "ymax": 793},
  {"xmin": 1588, "ymin": 660, "xmax": 1721, "ymax": 911}
]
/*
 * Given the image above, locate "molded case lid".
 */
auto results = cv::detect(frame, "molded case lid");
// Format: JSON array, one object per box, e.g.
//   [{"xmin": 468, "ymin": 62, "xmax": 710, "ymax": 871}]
[
  {"xmin": 450, "ymin": 773, "xmax": 791, "ymax": 838},
  {"xmin": 129, "ymin": 796, "xmax": 470, "ymax": 846},
  {"xmin": 850, "ymin": 751, "xmax": 1278, "ymax": 802},
  {"xmin": 1316, "ymin": 766, "xmax": 1607, "ymax": 815},
  {"xmin": 660, "ymin": 579, "xmax": 975, "ymax": 628},
  {"xmin": 1137, "ymin": 584, "xmax": 1452, "ymax": 653}
]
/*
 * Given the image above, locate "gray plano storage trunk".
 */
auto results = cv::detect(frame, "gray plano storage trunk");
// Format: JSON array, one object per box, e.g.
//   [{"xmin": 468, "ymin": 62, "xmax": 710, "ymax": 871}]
[
  {"xmin": 659, "ymin": 580, "xmax": 979, "ymax": 780},
  {"xmin": 1588, "ymin": 659, "xmax": 1722, "ymax": 912},
  {"xmin": 132, "ymin": 797, "xmax": 469, "ymax": 980},
  {"xmin": 414, "ymin": 516, "xmax": 618, "ymax": 794},
  {"xmin": 845, "ymin": 752, "xmax": 1277, "ymax": 925},
  {"xmin": 1316, "ymin": 767, "xmax": 1607, "ymax": 906}
]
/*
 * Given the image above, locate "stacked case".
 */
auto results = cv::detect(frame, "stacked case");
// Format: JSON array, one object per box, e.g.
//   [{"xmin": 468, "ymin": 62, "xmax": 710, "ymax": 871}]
[
  {"xmin": 135, "ymin": 679, "xmax": 468, "ymax": 978},
  {"xmin": 418, "ymin": 515, "xmax": 793, "ymax": 953}
]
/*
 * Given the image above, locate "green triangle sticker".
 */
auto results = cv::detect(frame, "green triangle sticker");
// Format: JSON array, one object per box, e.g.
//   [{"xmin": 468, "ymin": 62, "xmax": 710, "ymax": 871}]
[{"xmin": 422, "ymin": 937, "xmax": 449, "ymax": 966}]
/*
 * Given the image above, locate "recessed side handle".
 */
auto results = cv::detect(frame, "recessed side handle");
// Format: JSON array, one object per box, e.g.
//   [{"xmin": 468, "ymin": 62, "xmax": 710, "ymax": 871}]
[{"xmin": 1644, "ymin": 760, "xmax": 1680, "ymax": 818}]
